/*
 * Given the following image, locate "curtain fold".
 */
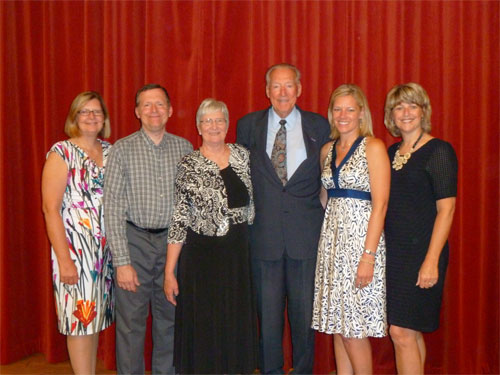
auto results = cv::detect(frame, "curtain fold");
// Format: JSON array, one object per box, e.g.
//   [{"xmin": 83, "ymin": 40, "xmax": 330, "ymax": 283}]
[{"xmin": 1, "ymin": 1, "xmax": 498, "ymax": 373}]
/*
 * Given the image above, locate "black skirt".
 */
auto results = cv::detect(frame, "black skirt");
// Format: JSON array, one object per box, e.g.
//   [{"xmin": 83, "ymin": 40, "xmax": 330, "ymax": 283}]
[{"xmin": 174, "ymin": 224, "xmax": 258, "ymax": 374}]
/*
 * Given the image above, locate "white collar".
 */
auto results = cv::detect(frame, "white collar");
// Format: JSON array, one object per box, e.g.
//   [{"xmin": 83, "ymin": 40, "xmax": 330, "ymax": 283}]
[{"xmin": 269, "ymin": 106, "xmax": 299, "ymax": 131}]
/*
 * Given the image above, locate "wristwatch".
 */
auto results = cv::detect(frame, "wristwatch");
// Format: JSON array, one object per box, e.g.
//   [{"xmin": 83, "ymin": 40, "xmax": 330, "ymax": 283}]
[{"xmin": 363, "ymin": 249, "xmax": 376, "ymax": 256}]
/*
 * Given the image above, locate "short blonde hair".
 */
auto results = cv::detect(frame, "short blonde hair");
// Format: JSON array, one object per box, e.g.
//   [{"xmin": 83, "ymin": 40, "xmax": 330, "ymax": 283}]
[
  {"xmin": 64, "ymin": 91, "xmax": 111, "ymax": 138},
  {"xmin": 384, "ymin": 82, "xmax": 432, "ymax": 137},
  {"xmin": 327, "ymin": 84, "xmax": 373, "ymax": 140},
  {"xmin": 196, "ymin": 98, "xmax": 229, "ymax": 132}
]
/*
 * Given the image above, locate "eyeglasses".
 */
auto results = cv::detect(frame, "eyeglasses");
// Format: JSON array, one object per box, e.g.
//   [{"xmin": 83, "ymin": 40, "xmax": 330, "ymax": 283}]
[
  {"xmin": 78, "ymin": 109, "xmax": 104, "ymax": 117},
  {"xmin": 200, "ymin": 118, "xmax": 226, "ymax": 125}
]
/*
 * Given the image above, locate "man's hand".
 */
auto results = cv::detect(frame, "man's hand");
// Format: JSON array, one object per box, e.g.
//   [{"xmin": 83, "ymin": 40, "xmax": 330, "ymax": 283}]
[{"xmin": 116, "ymin": 264, "xmax": 140, "ymax": 292}]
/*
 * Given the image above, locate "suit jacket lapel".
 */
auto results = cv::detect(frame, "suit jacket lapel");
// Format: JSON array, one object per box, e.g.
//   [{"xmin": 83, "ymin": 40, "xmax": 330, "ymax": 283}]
[
  {"xmin": 287, "ymin": 109, "xmax": 321, "ymax": 185},
  {"xmin": 254, "ymin": 109, "xmax": 269, "ymax": 153},
  {"xmin": 298, "ymin": 108, "xmax": 319, "ymax": 159}
]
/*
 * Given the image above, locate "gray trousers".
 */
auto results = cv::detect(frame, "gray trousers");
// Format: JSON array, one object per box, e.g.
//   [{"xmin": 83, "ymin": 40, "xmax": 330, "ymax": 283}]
[{"xmin": 115, "ymin": 223, "xmax": 175, "ymax": 375}]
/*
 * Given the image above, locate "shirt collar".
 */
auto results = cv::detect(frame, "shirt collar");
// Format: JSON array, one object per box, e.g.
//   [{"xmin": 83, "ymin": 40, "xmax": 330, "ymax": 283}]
[
  {"xmin": 269, "ymin": 106, "xmax": 299, "ymax": 131},
  {"xmin": 140, "ymin": 128, "xmax": 168, "ymax": 148}
]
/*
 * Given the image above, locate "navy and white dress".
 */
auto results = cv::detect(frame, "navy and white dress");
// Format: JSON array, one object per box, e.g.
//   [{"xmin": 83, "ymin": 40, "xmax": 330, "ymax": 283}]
[{"xmin": 311, "ymin": 137, "xmax": 387, "ymax": 338}]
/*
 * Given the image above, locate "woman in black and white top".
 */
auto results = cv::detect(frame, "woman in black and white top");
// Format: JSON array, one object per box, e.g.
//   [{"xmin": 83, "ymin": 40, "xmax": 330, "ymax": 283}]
[{"xmin": 164, "ymin": 98, "xmax": 257, "ymax": 374}]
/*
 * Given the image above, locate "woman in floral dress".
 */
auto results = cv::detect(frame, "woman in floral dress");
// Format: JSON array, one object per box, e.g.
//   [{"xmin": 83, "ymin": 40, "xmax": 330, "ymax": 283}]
[{"xmin": 42, "ymin": 91, "xmax": 114, "ymax": 375}]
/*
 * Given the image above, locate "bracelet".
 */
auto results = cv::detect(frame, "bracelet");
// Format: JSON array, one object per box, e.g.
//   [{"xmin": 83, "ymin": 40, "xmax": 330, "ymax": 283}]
[
  {"xmin": 363, "ymin": 249, "xmax": 376, "ymax": 256},
  {"xmin": 360, "ymin": 259, "xmax": 375, "ymax": 265}
]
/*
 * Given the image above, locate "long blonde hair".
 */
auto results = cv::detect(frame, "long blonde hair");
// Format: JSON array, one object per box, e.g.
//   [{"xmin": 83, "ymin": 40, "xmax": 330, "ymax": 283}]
[{"xmin": 327, "ymin": 84, "xmax": 373, "ymax": 140}]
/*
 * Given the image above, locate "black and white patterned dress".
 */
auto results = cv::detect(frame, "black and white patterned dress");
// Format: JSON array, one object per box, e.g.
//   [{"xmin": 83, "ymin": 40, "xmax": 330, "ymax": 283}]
[
  {"xmin": 168, "ymin": 143, "xmax": 257, "ymax": 374},
  {"xmin": 311, "ymin": 137, "xmax": 387, "ymax": 338}
]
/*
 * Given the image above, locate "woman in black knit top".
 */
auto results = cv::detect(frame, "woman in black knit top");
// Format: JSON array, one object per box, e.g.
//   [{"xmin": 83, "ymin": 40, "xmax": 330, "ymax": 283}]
[{"xmin": 384, "ymin": 83, "xmax": 458, "ymax": 374}]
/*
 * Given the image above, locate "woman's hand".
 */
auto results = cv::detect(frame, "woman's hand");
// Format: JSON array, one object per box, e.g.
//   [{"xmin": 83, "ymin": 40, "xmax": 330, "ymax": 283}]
[
  {"xmin": 356, "ymin": 256, "xmax": 375, "ymax": 289},
  {"xmin": 58, "ymin": 259, "xmax": 78, "ymax": 285},
  {"xmin": 164, "ymin": 273, "xmax": 179, "ymax": 306},
  {"xmin": 416, "ymin": 258, "xmax": 439, "ymax": 289}
]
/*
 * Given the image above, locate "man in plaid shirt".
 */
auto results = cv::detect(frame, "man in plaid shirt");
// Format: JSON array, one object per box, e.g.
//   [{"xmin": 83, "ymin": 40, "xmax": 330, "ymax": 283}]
[{"xmin": 105, "ymin": 83, "xmax": 192, "ymax": 375}]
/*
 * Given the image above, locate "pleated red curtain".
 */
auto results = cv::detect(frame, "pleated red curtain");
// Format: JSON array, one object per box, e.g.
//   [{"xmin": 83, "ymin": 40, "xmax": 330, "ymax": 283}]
[{"xmin": 1, "ymin": 1, "xmax": 498, "ymax": 374}]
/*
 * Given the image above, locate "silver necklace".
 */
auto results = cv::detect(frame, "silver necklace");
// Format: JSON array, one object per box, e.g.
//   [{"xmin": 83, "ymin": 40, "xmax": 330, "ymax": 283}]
[{"xmin": 392, "ymin": 132, "xmax": 424, "ymax": 171}]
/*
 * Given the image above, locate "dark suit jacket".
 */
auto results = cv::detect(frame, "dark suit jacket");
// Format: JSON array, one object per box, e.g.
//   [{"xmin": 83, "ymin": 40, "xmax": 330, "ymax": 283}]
[{"xmin": 236, "ymin": 106, "xmax": 331, "ymax": 260}]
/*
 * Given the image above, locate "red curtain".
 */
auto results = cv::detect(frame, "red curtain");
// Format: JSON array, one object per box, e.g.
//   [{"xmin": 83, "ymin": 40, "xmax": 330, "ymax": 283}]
[{"xmin": 1, "ymin": 1, "xmax": 498, "ymax": 373}]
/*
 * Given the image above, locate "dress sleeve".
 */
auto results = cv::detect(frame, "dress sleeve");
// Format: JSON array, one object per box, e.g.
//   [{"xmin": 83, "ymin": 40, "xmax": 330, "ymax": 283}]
[
  {"xmin": 47, "ymin": 141, "xmax": 68, "ymax": 162},
  {"xmin": 245, "ymin": 150, "xmax": 255, "ymax": 225},
  {"xmin": 167, "ymin": 160, "xmax": 191, "ymax": 244},
  {"xmin": 426, "ymin": 140, "xmax": 458, "ymax": 200}
]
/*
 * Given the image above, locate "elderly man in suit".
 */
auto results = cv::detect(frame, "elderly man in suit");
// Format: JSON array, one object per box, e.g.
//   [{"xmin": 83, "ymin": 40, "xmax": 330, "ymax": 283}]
[{"xmin": 237, "ymin": 63, "xmax": 330, "ymax": 374}]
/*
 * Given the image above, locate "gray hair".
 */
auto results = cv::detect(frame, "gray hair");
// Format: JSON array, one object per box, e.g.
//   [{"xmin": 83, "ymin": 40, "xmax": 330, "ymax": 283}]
[
  {"xmin": 196, "ymin": 98, "xmax": 229, "ymax": 130},
  {"xmin": 265, "ymin": 63, "xmax": 301, "ymax": 86}
]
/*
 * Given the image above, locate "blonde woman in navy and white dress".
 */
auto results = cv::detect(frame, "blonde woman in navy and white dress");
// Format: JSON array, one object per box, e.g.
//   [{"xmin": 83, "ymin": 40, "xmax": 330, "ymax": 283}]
[{"xmin": 312, "ymin": 84, "xmax": 390, "ymax": 374}]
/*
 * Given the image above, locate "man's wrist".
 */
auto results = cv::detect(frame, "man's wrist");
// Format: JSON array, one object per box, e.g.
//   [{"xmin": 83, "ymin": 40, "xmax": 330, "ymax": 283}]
[{"xmin": 113, "ymin": 255, "xmax": 131, "ymax": 268}]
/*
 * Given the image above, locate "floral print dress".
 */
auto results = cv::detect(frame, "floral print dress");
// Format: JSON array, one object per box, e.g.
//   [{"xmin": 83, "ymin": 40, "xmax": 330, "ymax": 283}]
[{"xmin": 48, "ymin": 140, "xmax": 114, "ymax": 335}]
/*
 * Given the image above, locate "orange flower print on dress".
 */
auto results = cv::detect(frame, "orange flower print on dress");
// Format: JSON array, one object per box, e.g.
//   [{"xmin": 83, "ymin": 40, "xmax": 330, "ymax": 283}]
[
  {"xmin": 73, "ymin": 300, "xmax": 97, "ymax": 328},
  {"xmin": 79, "ymin": 217, "xmax": 92, "ymax": 230}
]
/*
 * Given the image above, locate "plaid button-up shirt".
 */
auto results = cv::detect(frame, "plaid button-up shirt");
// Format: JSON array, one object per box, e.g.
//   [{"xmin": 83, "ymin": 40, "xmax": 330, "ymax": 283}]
[{"xmin": 104, "ymin": 128, "xmax": 192, "ymax": 266}]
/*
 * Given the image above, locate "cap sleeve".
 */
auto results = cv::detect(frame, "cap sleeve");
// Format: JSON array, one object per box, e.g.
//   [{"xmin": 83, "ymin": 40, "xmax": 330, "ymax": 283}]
[{"xmin": 426, "ymin": 140, "xmax": 458, "ymax": 200}]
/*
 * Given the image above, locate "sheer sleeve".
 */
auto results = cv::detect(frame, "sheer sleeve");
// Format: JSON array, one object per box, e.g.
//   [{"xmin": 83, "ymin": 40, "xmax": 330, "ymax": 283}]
[{"xmin": 426, "ymin": 139, "xmax": 458, "ymax": 200}]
